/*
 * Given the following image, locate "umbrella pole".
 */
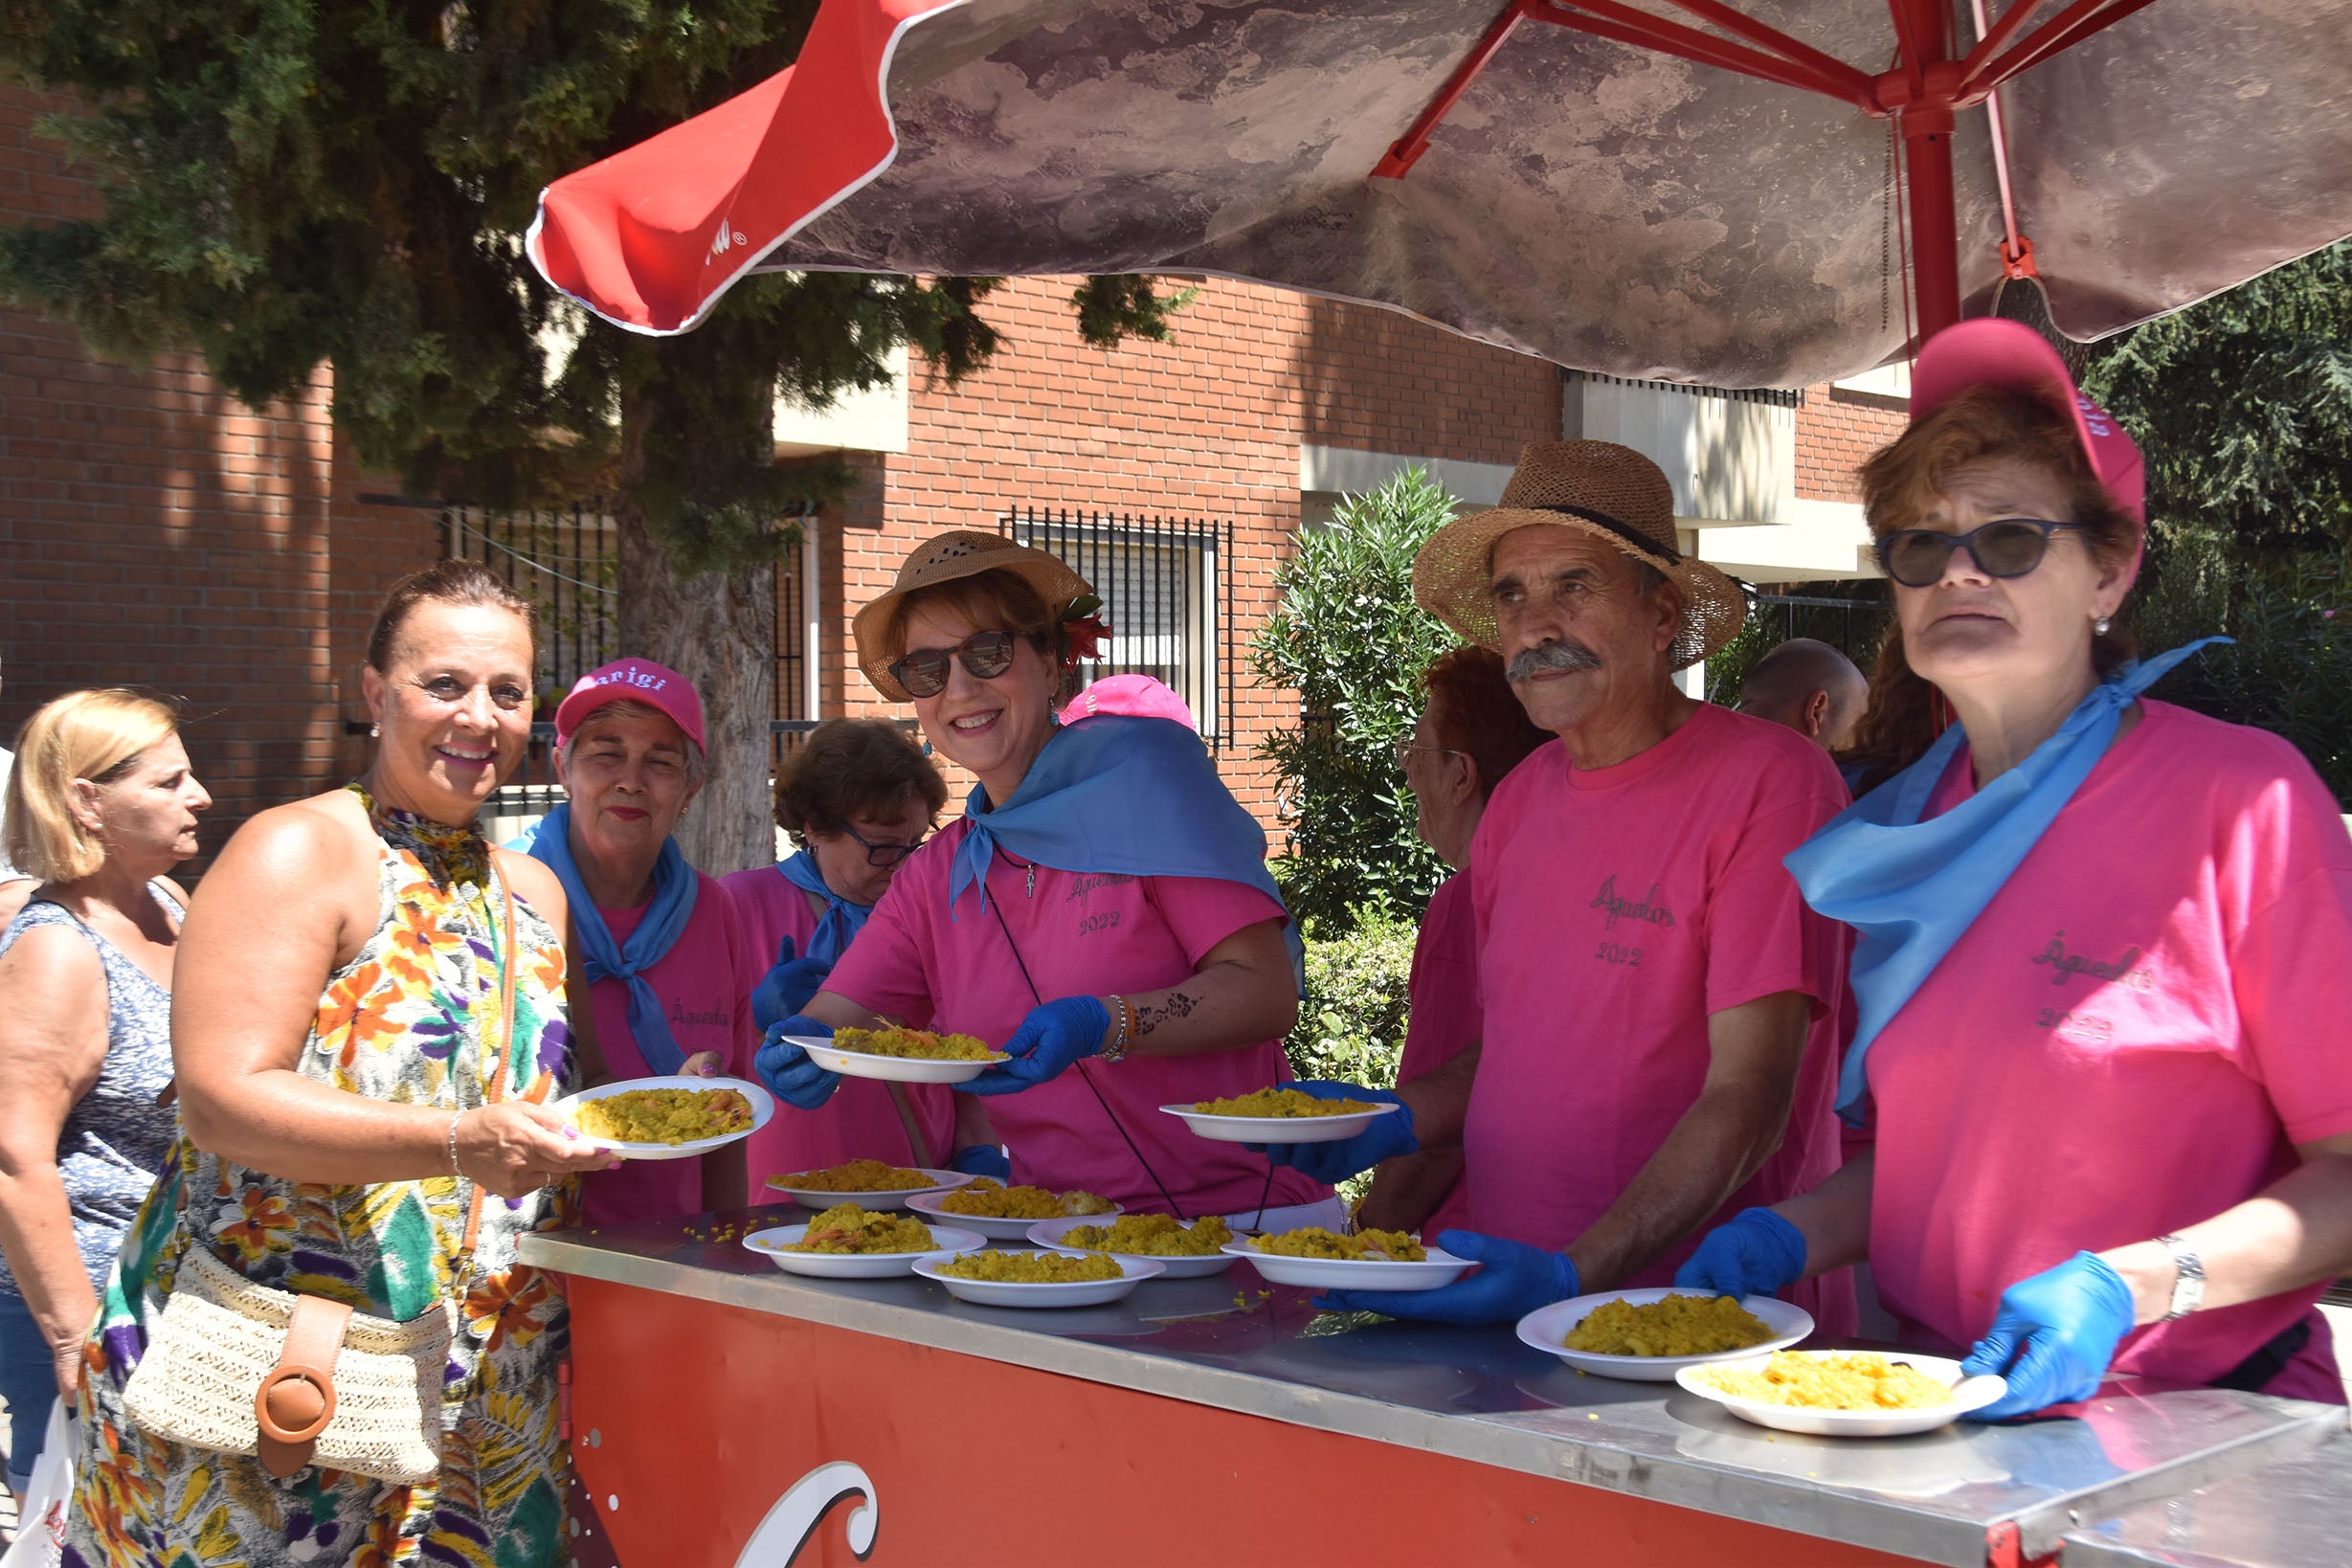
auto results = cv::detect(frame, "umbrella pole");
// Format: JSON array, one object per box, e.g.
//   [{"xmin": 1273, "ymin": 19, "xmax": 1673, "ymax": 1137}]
[{"xmin": 1902, "ymin": 109, "xmax": 1961, "ymax": 342}]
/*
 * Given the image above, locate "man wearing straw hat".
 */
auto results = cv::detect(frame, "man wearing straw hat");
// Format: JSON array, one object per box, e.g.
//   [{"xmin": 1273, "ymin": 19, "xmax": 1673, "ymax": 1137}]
[{"xmin": 1265, "ymin": 441, "xmax": 1856, "ymax": 1331}]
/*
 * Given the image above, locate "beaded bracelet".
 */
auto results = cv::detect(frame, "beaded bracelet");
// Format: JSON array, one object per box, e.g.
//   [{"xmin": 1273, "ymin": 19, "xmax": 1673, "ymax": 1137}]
[
  {"xmin": 1100, "ymin": 995, "xmax": 1134, "ymax": 1064},
  {"xmin": 446, "ymin": 1109, "xmax": 466, "ymax": 1184}
]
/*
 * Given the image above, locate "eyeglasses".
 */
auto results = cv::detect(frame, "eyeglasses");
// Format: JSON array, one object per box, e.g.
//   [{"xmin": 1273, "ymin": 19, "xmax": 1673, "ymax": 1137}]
[
  {"xmin": 841, "ymin": 822, "xmax": 930, "ymax": 867},
  {"xmin": 1874, "ymin": 519, "xmax": 2096, "ymax": 589},
  {"xmin": 1393, "ymin": 741, "xmax": 1467, "ymax": 769},
  {"xmin": 887, "ymin": 630, "xmax": 1019, "ymax": 700}
]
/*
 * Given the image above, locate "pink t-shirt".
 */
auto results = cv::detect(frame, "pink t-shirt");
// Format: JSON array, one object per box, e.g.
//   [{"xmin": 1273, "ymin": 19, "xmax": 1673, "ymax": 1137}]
[
  {"xmin": 720, "ymin": 862, "xmax": 958, "ymax": 1180},
  {"xmin": 824, "ymin": 820, "xmax": 1329, "ymax": 1218},
  {"xmin": 1467, "ymin": 704, "xmax": 1854, "ymax": 1330},
  {"xmin": 1396, "ymin": 870, "xmax": 1480, "ymax": 1238},
  {"xmin": 1868, "ymin": 702, "xmax": 2352, "ymax": 1401},
  {"xmin": 578, "ymin": 869, "xmax": 761, "ymax": 1228}
]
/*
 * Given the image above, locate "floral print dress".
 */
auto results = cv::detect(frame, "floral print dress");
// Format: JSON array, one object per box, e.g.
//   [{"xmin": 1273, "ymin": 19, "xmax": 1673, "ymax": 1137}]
[{"xmin": 66, "ymin": 790, "xmax": 581, "ymax": 1568}]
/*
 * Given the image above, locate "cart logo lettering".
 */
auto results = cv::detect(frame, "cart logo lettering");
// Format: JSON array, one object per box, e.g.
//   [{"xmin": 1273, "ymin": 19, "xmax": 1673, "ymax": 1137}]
[
  {"xmin": 734, "ymin": 1460, "xmax": 877, "ymax": 1564},
  {"xmin": 2029, "ymin": 930, "xmax": 2153, "ymax": 990},
  {"xmin": 1591, "ymin": 875, "xmax": 1674, "ymax": 930}
]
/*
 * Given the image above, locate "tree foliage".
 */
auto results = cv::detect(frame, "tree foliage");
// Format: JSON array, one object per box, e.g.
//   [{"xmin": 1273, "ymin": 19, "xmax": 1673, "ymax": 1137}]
[
  {"xmin": 1249, "ymin": 468, "xmax": 1459, "ymax": 935},
  {"xmin": 1285, "ymin": 907, "xmax": 1417, "ymax": 1088},
  {"xmin": 2082, "ymin": 238, "xmax": 2352, "ymax": 556}
]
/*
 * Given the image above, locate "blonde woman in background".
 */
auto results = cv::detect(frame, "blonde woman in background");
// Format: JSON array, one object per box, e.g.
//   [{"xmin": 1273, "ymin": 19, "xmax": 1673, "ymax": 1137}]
[{"xmin": 0, "ymin": 690, "xmax": 208, "ymax": 1519}]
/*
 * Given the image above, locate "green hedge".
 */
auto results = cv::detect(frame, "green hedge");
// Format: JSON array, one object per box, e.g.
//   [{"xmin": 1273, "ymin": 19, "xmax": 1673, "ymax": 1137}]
[{"xmin": 1284, "ymin": 908, "xmax": 1419, "ymax": 1088}]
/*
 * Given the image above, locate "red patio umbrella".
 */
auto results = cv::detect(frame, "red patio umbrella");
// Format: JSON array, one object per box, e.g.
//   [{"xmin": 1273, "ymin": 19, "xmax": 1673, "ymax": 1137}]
[{"xmin": 527, "ymin": 0, "xmax": 2352, "ymax": 387}]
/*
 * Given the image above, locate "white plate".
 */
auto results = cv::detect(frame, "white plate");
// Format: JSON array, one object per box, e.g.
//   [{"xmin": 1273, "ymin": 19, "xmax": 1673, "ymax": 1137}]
[
  {"xmin": 550, "ymin": 1076, "xmax": 773, "ymax": 1161},
  {"xmin": 787, "ymin": 1035, "xmax": 1007, "ymax": 1085},
  {"xmin": 1160, "ymin": 1100, "xmax": 1403, "ymax": 1144},
  {"xmin": 1223, "ymin": 1240, "xmax": 1472, "ymax": 1291},
  {"xmin": 906, "ymin": 1189, "xmax": 1123, "ymax": 1242},
  {"xmin": 762, "ymin": 1168, "xmax": 972, "ymax": 1210},
  {"xmin": 1027, "ymin": 1215, "xmax": 1238, "ymax": 1279},
  {"xmin": 913, "ymin": 1250, "xmax": 1163, "ymax": 1308},
  {"xmin": 741, "ymin": 1222, "xmax": 987, "ymax": 1280},
  {"xmin": 1516, "ymin": 1288, "xmax": 1815, "ymax": 1382},
  {"xmin": 1676, "ymin": 1350, "xmax": 2008, "ymax": 1437}
]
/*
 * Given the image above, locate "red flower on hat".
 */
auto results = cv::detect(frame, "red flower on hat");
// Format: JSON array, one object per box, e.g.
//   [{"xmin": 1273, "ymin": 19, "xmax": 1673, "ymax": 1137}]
[{"xmin": 1066, "ymin": 615, "xmax": 1111, "ymax": 661}]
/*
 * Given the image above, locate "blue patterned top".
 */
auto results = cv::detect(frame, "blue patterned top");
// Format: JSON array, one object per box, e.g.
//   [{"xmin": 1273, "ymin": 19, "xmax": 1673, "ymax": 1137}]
[{"xmin": 0, "ymin": 886, "xmax": 181, "ymax": 1295}]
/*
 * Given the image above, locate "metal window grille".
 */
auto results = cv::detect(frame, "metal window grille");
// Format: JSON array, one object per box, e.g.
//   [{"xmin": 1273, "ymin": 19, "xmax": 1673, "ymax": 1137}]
[
  {"xmin": 1000, "ymin": 505, "xmax": 1237, "ymax": 747},
  {"xmin": 1745, "ymin": 589, "xmax": 1891, "ymax": 662}
]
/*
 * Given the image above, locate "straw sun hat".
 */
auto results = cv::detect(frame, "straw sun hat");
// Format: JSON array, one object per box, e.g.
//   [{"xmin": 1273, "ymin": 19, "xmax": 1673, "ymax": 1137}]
[
  {"xmin": 1412, "ymin": 440, "xmax": 1746, "ymax": 670},
  {"xmin": 854, "ymin": 529, "xmax": 1096, "ymax": 702}
]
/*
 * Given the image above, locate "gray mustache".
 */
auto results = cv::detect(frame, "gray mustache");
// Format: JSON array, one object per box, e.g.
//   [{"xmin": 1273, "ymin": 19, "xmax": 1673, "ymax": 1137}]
[{"xmin": 1508, "ymin": 640, "xmax": 1603, "ymax": 682}]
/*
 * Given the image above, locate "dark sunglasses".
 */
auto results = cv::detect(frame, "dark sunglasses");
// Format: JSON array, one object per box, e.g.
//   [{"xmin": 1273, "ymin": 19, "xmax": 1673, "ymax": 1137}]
[
  {"xmin": 842, "ymin": 822, "xmax": 930, "ymax": 867},
  {"xmin": 888, "ymin": 630, "xmax": 1019, "ymax": 699},
  {"xmin": 1874, "ymin": 519, "xmax": 2096, "ymax": 589}
]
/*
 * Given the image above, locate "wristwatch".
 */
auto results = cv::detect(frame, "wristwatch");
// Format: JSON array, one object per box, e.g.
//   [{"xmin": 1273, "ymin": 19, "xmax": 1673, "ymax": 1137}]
[{"xmin": 2157, "ymin": 1233, "xmax": 2205, "ymax": 1320}]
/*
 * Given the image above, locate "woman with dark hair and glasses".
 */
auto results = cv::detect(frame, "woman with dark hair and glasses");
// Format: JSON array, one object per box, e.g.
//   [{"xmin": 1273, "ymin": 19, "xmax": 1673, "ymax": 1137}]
[
  {"xmin": 1679, "ymin": 320, "xmax": 2352, "ymax": 1420},
  {"xmin": 753, "ymin": 532, "xmax": 1336, "ymax": 1227},
  {"xmin": 723, "ymin": 718, "xmax": 956, "ymax": 1184}
]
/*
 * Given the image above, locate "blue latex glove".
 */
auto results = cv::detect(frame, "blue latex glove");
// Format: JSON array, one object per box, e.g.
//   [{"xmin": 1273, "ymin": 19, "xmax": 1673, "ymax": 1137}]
[
  {"xmin": 964, "ymin": 996, "xmax": 1111, "ymax": 1097},
  {"xmin": 951, "ymin": 1143, "xmax": 1011, "ymax": 1180},
  {"xmin": 1320, "ymin": 1230, "xmax": 1580, "ymax": 1327},
  {"xmin": 750, "ymin": 936, "xmax": 833, "ymax": 1032},
  {"xmin": 1961, "ymin": 1251, "xmax": 2137, "ymax": 1421},
  {"xmin": 754, "ymin": 1015, "xmax": 842, "ymax": 1111},
  {"xmin": 1248, "ymin": 1083, "xmax": 1417, "ymax": 1184},
  {"xmin": 1673, "ymin": 1207, "xmax": 1808, "ymax": 1301}
]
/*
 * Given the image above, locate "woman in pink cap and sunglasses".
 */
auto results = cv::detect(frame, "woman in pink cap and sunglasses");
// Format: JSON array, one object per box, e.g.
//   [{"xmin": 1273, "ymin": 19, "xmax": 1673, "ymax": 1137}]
[
  {"xmin": 523, "ymin": 658, "xmax": 763, "ymax": 1225},
  {"xmin": 1679, "ymin": 320, "xmax": 2352, "ymax": 1419}
]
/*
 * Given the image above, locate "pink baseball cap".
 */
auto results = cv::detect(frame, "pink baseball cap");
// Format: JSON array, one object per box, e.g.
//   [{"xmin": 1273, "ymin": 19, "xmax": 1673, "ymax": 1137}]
[
  {"xmin": 1058, "ymin": 674, "xmax": 1198, "ymax": 731},
  {"xmin": 1909, "ymin": 318, "xmax": 2146, "ymax": 526},
  {"xmin": 555, "ymin": 658, "xmax": 706, "ymax": 751}
]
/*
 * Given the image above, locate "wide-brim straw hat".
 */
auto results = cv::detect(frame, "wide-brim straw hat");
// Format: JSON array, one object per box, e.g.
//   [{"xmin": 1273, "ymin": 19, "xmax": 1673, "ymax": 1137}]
[
  {"xmin": 1412, "ymin": 440, "xmax": 1745, "ymax": 670},
  {"xmin": 854, "ymin": 529, "xmax": 1096, "ymax": 702}
]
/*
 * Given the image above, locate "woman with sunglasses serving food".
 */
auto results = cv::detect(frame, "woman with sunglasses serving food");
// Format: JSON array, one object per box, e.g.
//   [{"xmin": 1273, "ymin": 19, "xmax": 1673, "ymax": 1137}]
[
  {"xmin": 1677, "ymin": 320, "xmax": 2352, "ymax": 1419},
  {"xmin": 752, "ymin": 532, "xmax": 1334, "ymax": 1224},
  {"xmin": 723, "ymin": 718, "xmax": 961, "ymax": 1184}
]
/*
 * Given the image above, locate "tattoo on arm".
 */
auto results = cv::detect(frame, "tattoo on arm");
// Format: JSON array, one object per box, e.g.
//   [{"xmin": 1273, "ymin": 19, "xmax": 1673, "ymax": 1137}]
[{"xmin": 1134, "ymin": 991, "xmax": 1198, "ymax": 1037}]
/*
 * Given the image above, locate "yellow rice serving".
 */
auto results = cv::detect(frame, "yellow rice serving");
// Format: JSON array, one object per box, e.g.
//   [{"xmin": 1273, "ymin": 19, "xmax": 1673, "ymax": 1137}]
[
  {"xmin": 1059, "ymin": 1214, "xmax": 1232, "ymax": 1257},
  {"xmin": 780, "ymin": 1203, "xmax": 939, "ymax": 1255},
  {"xmin": 1563, "ymin": 1294, "xmax": 1775, "ymax": 1357},
  {"xmin": 1193, "ymin": 1086, "xmax": 1379, "ymax": 1118},
  {"xmin": 769, "ymin": 1158, "xmax": 935, "ymax": 1193},
  {"xmin": 830, "ymin": 1024, "xmax": 1005, "ymax": 1063},
  {"xmin": 937, "ymin": 1178, "xmax": 1115, "ymax": 1219},
  {"xmin": 1697, "ymin": 1353, "xmax": 1953, "ymax": 1410},
  {"xmin": 1252, "ymin": 1226, "xmax": 1425, "ymax": 1262},
  {"xmin": 571, "ymin": 1086, "xmax": 752, "ymax": 1145},
  {"xmin": 932, "ymin": 1251, "xmax": 1124, "ymax": 1284}
]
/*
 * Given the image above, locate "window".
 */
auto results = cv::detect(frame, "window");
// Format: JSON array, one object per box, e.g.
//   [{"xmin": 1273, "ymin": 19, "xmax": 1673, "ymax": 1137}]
[{"xmin": 1002, "ymin": 507, "xmax": 1235, "ymax": 744}]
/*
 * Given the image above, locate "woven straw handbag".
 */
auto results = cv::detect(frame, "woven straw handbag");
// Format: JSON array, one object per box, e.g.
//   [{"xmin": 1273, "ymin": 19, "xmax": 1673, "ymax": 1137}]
[{"xmin": 122, "ymin": 873, "xmax": 520, "ymax": 1484}]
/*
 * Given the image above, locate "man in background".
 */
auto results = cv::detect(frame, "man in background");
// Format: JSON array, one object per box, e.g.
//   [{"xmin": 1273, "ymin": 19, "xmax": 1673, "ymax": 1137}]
[{"xmin": 1734, "ymin": 638, "xmax": 1866, "ymax": 754}]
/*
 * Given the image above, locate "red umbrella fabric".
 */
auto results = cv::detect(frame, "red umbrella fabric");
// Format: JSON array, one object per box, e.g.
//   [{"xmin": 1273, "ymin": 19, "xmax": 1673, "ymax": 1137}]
[{"xmin": 529, "ymin": 0, "xmax": 2352, "ymax": 387}]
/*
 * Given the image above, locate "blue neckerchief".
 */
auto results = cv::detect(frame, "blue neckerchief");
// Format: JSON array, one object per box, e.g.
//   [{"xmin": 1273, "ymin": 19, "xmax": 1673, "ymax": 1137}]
[
  {"xmin": 1787, "ymin": 639, "xmax": 2225, "ymax": 1122},
  {"xmin": 947, "ymin": 715, "xmax": 1304, "ymax": 989},
  {"xmin": 774, "ymin": 849, "xmax": 869, "ymax": 967},
  {"xmin": 525, "ymin": 804, "xmax": 699, "ymax": 1076}
]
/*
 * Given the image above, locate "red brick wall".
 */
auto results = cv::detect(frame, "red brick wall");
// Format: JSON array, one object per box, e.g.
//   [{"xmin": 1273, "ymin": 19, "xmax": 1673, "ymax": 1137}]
[
  {"xmin": 1794, "ymin": 385, "xmax": 1908, "ymax": 503},
  {"xmin": 816, "ymin": 277, "xmax": 1563, "ymax": 828},
  {"xmin": 0, "ymin": 84, "xmax": 429, "ymax": 872}
]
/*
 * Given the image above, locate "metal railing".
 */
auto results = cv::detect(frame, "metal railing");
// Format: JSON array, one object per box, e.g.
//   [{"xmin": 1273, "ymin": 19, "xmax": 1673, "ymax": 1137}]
[
  {"xmin": 1747, "ymin": 589, "xmax": 1890, "ymax": 664},
  {"xmin": 999, "ymin": 504, "xmax": 1238, "ymax": 747}
]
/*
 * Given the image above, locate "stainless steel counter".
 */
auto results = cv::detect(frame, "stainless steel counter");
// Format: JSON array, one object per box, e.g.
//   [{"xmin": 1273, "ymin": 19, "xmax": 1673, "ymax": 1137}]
[
  {"xmin": 523, "ymin": 1208, "xmax": 2348, "ymax": 1568},
  {"xmin": 2061, "ymin": 1437, "xmax": 2352, "ymax": 1567}
]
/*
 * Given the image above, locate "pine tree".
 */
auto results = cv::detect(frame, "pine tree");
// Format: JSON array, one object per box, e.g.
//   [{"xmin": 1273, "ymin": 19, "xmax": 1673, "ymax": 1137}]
[{"xmin": 0, "ymin": 0, "xmax": 1177, "ymax": 869}]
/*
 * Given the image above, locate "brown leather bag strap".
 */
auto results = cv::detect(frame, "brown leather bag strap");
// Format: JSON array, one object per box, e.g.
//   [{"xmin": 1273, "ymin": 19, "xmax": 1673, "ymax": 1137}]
[{"xmin": 255, "ymin": 1294, "xmax": 354, "ymax": 1477}]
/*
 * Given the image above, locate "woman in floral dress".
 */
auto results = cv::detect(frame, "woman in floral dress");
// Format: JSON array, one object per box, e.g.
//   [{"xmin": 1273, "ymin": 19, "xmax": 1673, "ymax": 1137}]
[{"xmin": 65, "ymin": 562, "xmax": 616, "ymax": 1567}]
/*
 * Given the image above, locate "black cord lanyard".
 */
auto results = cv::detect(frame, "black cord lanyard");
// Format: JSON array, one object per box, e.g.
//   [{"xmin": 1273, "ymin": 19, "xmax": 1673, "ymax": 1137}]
[{"xmin": 983, "ymin": 857, "xmax": 1191, "ymax": 1221}]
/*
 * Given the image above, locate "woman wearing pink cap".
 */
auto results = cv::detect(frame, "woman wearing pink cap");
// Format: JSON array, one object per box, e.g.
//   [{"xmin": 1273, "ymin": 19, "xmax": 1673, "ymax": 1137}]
[
  {"xmin": 1680, "ymin": 320, "xmax": 2352, "ymax": 1418},
  {"xmin": 525, "ymin": 658, "xmax": 762, "ymax": 1225},
  {"xmin": 754, "ymin": 532, "xmax": 1334, "ymax": 1225}
]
